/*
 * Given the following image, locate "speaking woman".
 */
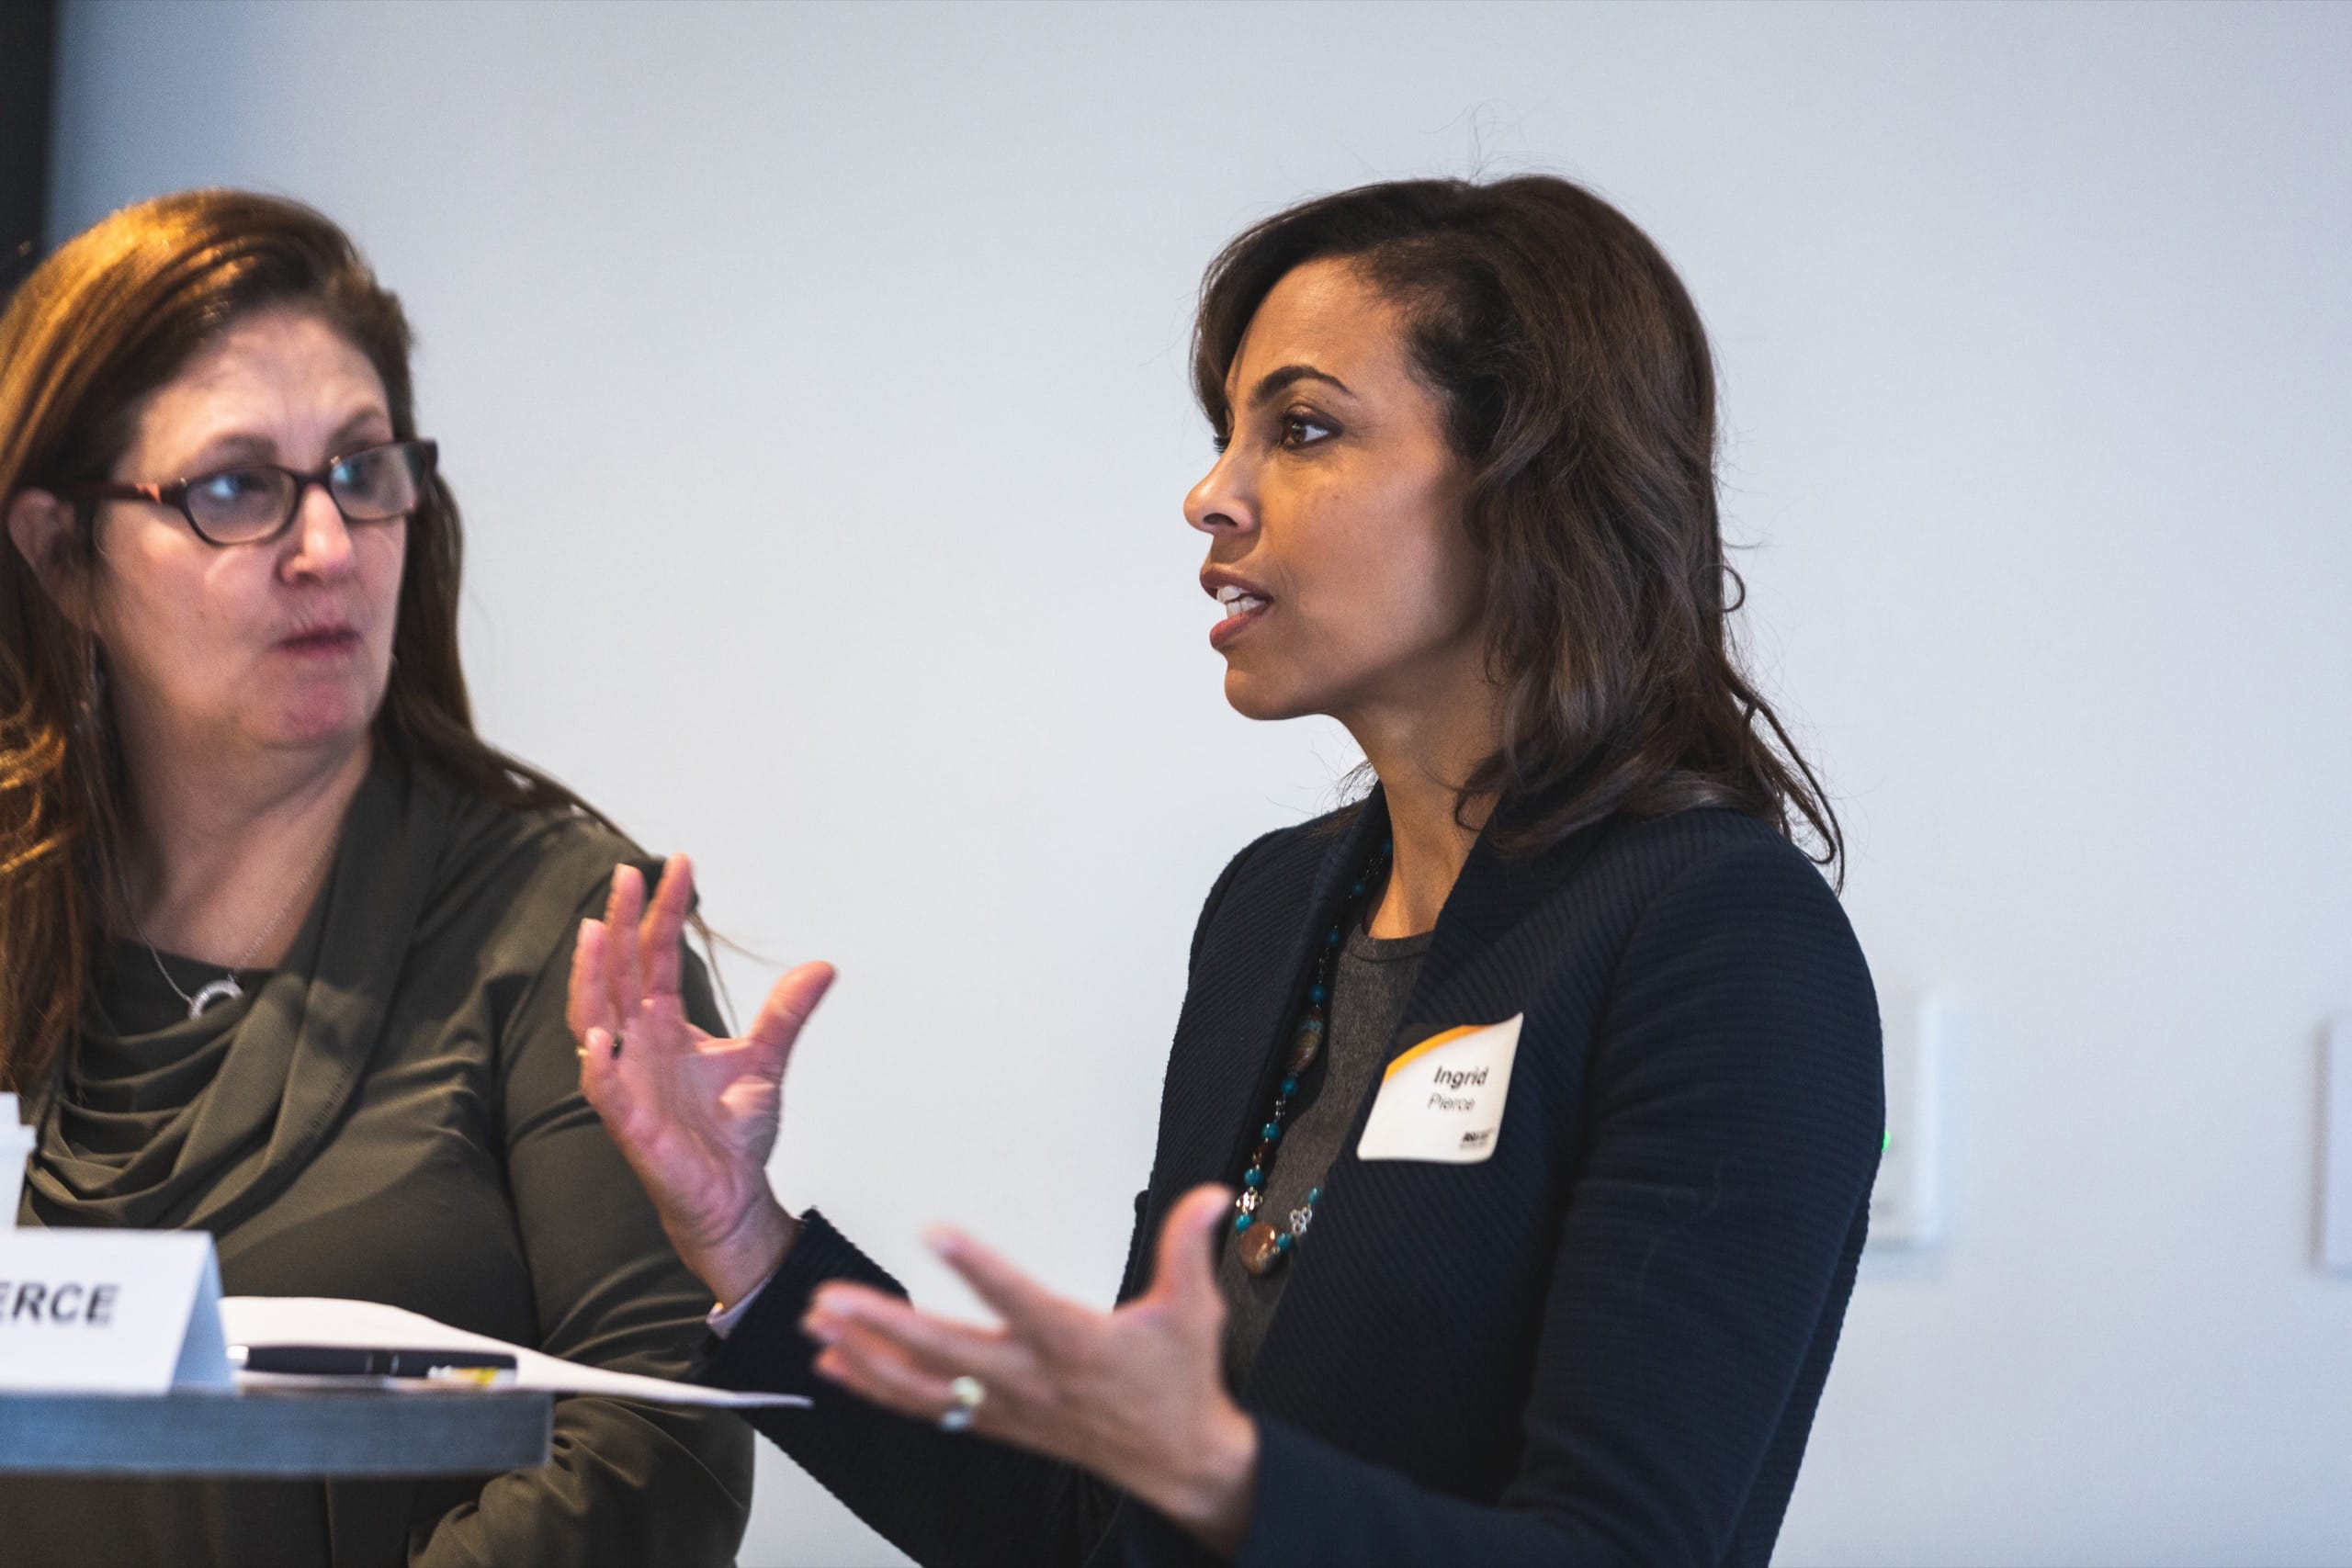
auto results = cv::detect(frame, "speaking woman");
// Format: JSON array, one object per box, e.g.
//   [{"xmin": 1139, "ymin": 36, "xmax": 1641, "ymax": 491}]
[
  {"xmin": 574, "ymin": 175, "xmax": 1882, "ymax": 1565},
  {"xmin": 0, "ymin": 192, "xmax": 751, "ymax": 1566}
]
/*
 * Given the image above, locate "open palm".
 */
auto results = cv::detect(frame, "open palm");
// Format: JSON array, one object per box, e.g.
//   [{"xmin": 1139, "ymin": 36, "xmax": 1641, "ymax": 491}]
[{"xmin": 567, "ymin": 855, "xmax": 833, "ymax": 1302}]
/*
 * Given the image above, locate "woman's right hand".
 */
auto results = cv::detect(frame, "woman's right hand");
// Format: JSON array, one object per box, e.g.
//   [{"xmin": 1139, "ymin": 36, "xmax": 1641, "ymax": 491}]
[{"xmin": 569, "ymin": 854, "xmax": 836, "ymax": 1306}]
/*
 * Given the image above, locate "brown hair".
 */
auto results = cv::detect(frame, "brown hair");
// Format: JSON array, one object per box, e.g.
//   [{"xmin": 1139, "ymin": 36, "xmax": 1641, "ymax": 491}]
[
  {"xmin": 0, "ymin": 188, "xmax": 609, "ymax": 1089},
  {"xmin": 1193, "ymin": 175, "xmax": 1842, "ymax": 877}
]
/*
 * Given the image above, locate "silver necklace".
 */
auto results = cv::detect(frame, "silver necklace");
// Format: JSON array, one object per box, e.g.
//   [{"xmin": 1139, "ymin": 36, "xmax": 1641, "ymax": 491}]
[{"xmin": 126, "ymin": 831, "xmax": 338, "ymax": 1021}]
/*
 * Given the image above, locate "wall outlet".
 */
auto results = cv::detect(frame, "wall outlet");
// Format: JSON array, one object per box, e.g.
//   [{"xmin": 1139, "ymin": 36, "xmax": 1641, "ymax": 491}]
[{"xmin": 1867, "ymin": 997, "xmax": 1945, "ymax": 1249}]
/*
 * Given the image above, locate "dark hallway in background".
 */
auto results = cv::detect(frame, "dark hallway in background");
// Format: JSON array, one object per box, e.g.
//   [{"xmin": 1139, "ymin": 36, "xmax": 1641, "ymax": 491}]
[{"xmin": 2, "ymin": 0, "xmax": 60, "ymax": 298}]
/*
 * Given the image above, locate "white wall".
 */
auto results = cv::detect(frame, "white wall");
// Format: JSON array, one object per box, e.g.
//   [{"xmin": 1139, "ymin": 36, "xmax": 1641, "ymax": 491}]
[{"xmin": 46, "ymin": 4, "xmax": 2352, "ymax": 1562}]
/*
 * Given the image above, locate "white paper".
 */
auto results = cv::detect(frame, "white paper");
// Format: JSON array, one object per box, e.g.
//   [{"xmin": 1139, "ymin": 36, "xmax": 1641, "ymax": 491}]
[
  {"xmin": 221, "ymin": 1296, "xmax": 808, "ymax": 1409},
  {"xmin": 1356, "ymin": 1014, "xmax": 1524, "ymax": 1165},
  {"xmin": 1, "ymin": 1091, "xmax": 34, "ymax": 1228}
]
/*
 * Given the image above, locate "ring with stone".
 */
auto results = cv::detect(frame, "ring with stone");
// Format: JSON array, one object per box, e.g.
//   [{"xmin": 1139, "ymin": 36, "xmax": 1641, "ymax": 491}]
[{"xmin": 937, "ymin": 1374, "xmax": 986, "ymax": 1433}]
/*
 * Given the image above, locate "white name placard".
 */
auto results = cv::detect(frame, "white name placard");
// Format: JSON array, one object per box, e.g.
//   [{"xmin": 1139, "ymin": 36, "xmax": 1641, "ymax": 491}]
[
  {"xmin": 0, "ymin": 1229, "xmax": 231, "ymax": 1393},
  {"xmin": 1357, "ymin": 1014, "xmax": 1524, "ymax": 1165}
]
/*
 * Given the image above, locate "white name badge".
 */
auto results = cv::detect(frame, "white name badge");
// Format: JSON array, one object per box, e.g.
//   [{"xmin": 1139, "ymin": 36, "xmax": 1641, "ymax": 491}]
[
  {"xmin": 1356, "ymin": 1014, "xmax": 1524, "ymax": 1165},
  {"xmin": 0, "ymin": 1230, "xmax": 232, "ymax": 1393}
]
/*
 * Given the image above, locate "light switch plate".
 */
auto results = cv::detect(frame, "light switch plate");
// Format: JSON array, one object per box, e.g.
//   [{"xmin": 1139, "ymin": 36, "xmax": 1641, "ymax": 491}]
[
  {"xmin": 2321, "ymin": 1017, "xmax": 2352, "ymax": 1271},
  {"xmin": 1867, "ymin": 997, "xmax": 1944, "ymax": 1249}
]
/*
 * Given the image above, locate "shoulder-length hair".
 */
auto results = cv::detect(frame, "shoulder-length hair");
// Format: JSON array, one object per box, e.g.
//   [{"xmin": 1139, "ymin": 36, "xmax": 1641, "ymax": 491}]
[
  {"xmin": 1192, "ymin": 175, "xmax": 1841, "ymax": 877},
  {"xmin": 0, "ymin": 188, "xmax": 607, "ymax": 1089}
]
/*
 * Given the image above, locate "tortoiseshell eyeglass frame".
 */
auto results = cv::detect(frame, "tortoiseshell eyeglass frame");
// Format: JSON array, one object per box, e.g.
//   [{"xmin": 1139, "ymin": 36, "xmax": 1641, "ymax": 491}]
[{"xmin": 65, "ymin": 438, "xmax": 438, "ymax": 547}]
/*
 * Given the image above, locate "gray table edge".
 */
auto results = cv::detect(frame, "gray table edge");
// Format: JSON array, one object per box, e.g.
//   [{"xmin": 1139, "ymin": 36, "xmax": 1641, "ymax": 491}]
[{"xmin": 0, "ymin": 1387, "xmax": 553, "ymax": 1476}]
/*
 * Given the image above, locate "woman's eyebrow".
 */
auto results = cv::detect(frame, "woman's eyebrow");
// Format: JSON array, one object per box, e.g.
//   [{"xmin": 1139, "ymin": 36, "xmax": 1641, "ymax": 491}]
[
  {"xmin": 172, "ymin": 430, "xmax": 277, "ymax": 472},
  {"xmin": 164, "ymin": 408, "xmax": 392, "ymax": 474},
  {"xmin": 1247, "ymin": 364, "xmax": 1352, "ymax": 409},
  {"xmin": 329, "ymin": 409, "xmax": 395, "ymax": 450}
]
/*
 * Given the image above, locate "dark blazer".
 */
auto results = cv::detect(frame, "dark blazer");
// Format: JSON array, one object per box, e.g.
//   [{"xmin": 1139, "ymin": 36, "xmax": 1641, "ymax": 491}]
[{"xmin": 703, "ymin": 794, "xmax": 1883, "ymax": 1566}]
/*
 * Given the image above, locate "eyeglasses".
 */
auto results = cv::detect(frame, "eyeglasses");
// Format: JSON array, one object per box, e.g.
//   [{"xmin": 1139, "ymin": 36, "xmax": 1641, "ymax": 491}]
[{"xmin": 67, "ymin": 439, "xmax": 438, "ymax": 547}]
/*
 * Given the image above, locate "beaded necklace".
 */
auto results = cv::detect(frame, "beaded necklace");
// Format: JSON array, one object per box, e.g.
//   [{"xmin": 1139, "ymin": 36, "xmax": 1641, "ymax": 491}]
[{"xmin": 1231, "ymin": 837, "xmax": 1393, "ymax": 1277}]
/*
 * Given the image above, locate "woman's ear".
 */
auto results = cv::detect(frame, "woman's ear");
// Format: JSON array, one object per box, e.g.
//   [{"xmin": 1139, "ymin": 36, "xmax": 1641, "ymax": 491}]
[{"xmin": 6, "ymin": 488, "xmax": 93, "ymax": 627}]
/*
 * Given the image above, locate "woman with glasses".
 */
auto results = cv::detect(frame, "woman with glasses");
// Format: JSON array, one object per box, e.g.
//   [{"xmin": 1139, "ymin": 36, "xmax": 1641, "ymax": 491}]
[
  {"xmin": 0, "ymin": 190, "xmax": 751, "ymax": 1566},
  {"xmin": 577, "ymin": 175, "xmax": 1882, "ymax": 1565}
]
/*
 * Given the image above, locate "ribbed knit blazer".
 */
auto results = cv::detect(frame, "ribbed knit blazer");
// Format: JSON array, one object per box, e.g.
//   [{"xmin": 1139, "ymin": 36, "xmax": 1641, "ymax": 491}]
[{"xmin": 702, "ymin": 792, "xmax": 1883, "ymax": 1567}]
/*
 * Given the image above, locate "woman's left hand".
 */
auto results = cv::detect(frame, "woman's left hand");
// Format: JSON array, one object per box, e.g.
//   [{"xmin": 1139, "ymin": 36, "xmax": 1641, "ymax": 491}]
[{"xmin": 803, "ymin": 1183, "xmax": 1259, "ymax": 1553}]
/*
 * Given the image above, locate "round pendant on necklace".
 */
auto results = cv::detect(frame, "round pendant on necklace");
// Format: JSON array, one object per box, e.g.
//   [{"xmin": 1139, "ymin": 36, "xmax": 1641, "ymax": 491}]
[
  {"xmin": 1236, "ymin": 1220, "xmax": 1291, "ymax": 1277},
  {"xmin": 186, "ymin": 976, "xmax": 243, "ymax": 1020}
]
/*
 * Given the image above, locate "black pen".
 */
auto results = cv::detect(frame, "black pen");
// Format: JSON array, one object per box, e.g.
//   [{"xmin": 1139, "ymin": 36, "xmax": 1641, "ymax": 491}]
[{"xmin": 232, "ymin": 1343, "xmax": 518, "ymax": 1382}]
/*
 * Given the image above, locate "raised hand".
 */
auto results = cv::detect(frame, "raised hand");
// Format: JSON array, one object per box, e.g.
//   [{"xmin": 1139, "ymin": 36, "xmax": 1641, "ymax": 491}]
[
  {"xmin": 798, "ymin": 1184, "xmax": 1261, "ymax": 1552},
  {"xmin": 568, "ymin": 854, "xmax": 835, "ymax": 1304}
]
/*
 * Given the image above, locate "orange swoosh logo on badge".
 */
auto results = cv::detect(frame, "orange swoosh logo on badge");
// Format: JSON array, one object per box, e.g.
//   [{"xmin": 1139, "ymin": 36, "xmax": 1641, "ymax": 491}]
[{"xmin": 1380, "ymin": 1023, "xmax": 1490, "ymax": 1081}]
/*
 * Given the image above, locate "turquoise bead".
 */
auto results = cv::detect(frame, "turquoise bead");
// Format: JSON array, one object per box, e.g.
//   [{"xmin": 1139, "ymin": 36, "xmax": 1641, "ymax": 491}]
[{"xmin": 1232, "ymin": 843, "xmax": 1381, "ymax": 1261}]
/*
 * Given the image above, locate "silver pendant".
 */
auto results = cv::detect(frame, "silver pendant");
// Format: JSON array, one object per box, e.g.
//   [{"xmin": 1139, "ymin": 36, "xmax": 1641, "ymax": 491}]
[{"xmin": 187, "ymin": 976, "xmax": 243, "ymax": 1020}]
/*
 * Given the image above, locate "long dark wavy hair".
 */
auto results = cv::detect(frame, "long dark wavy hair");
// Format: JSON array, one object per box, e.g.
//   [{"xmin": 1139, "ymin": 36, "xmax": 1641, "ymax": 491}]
[
  {"xmin": 0, "ymin": 188, "xmax": 612, "ymax": 1089},
  {"xmin": 1193, "ymin": 175, "xmax": 1842, "ymax": 878}
]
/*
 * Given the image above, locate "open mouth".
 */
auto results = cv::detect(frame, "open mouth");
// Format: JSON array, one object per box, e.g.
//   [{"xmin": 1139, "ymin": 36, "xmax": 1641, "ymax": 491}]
[
  {"xmin": 1216, "ymin": 584, "xmax": 1270, "ymax": 622},
  {"xmin": 1209, "ymin": 583, "xmax": 1270, "ymax": 649}
]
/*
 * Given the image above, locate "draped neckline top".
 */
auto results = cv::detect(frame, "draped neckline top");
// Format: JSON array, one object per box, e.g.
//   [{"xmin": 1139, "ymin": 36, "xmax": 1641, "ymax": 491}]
[
  {"xmin": 38, "ymin": 946, "xmax": 273, "ymax": 1221},
  {"xmin": 26, "ymin": 761, "xmax": 435, "ymax": 1234},
  {"xmin": 6, "ymin": 755, "xmax": 756, "ymax": 1566}
]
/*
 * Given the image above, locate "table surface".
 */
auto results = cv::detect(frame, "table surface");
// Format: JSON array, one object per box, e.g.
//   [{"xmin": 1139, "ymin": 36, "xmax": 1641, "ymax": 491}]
[{"xmin": 0, "ymin": 1385, "xmax": 553, "ymax": 1476}]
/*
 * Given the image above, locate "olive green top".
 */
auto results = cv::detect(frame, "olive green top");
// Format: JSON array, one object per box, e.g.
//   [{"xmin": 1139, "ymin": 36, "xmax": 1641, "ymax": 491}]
[{"xmin": 3, "ymin": 758, "xmax": 752, "ymax": 1568}]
